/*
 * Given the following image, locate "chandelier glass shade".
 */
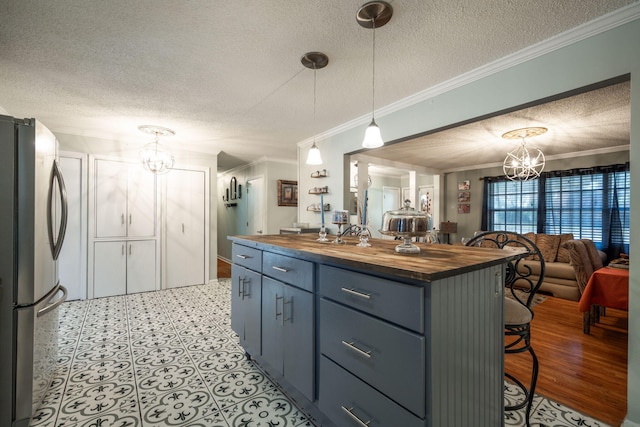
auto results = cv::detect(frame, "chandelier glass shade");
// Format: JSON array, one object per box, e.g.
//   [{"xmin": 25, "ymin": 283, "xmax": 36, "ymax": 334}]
[
  {"xmin": 301, "ymin": 52, "xmax": 329, "ymax": 165},
  {"xmin": 502, "ymin": 127, "xmax": 547, "ymax": 181},
  {"xmin": 138, "ymin": 125, "xmax": 175, "ymax": 174}
]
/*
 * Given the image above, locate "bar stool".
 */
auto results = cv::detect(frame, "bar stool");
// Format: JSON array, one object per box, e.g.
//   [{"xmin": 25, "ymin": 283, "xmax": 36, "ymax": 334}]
[{"xmin": 466, "ymin": 231, "xmax": 545, "ymax": 426}]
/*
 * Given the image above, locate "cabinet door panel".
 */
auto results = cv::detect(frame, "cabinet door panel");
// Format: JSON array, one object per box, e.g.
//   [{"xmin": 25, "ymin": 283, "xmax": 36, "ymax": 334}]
[
  {"xmin": 95, "ymin": 160, "xmax": 127, "ymax": 238},
  {"xmin": 166, "ymin": 169, "xmax": 205, "ymax": 287},
  {"xmin": 231, "ymin": 264, "xmax": 262, "ymax": 355},
  {"xmin": 94, "ymin": 241, "xmax": 126, "ymax": 297},
  {"xmin": 261, "ymin": 277, "xmax": 284, "ymax": 375},
  {"xmin": 126, "ymin": 240, "xmax": 156, "ymax": 294},
  {"xmin": 283, "ymin": 284, "xmax": 314, "ymax": 401},
  {"xmin": 127, "ymin": 166, "xmax": 156, "ymax": 237}
]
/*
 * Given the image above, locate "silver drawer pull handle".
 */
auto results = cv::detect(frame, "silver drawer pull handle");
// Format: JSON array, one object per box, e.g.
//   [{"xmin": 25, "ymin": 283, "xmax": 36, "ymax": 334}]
[
  {"xmin": 340, "ymin": 287, "xmax": 371, "ymax": 300},
  {"xmin": 272, "ymin": 266, "xmax": 290, "ymax": 273},
  {"xmin": 341, "ymin": 340, "xmax": 372, "ymax": 358},
  {"xmin": 235, "ymin": 254, "xmax": 250, "ymax": 259},
  {"xmin": 340, "ymin": 406, "xmax": 371, "ymax": 427}
]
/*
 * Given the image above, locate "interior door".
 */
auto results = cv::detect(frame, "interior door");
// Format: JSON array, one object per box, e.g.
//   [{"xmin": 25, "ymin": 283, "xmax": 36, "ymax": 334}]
[
  {"xmin": 58, "ymin": 155, "xmax": 85, "ymax": 300},
  {"xmin": 166, "ymin": 168, "xmax": 206, "ymax": 288},
  {"xmin": 382, "ymin": 186, "xmax": 400, "ymax": 214},
  {"xmin": 246, "ymin": 176, "xmax": 264, "ymax": 235}
]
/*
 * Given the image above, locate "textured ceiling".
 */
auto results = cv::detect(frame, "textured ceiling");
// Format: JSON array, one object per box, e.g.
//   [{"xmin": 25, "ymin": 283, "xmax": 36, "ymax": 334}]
[
  {"xmin": 0, "ymin": 0, "xmax": 636, "ymax": 171},
  {"xmin": 359, "ymin": 80, "xmax": 631, "ymax": 176}
]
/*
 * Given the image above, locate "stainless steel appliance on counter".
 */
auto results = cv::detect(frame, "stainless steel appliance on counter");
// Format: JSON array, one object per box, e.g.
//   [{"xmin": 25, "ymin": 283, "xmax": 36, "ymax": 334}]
[{"xmin": 0, "ymin": 116, "xmax": 68, "ymax": 427}]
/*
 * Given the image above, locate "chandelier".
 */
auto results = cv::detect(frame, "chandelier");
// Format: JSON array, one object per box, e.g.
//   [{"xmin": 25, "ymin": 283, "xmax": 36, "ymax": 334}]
[
  {"xmin": 138, "ymin": 125, "xmax": 175, "ymax": 174},
  {"xmin": 502, "ymin": 127, "xmax": 547, "ymax": 181}
]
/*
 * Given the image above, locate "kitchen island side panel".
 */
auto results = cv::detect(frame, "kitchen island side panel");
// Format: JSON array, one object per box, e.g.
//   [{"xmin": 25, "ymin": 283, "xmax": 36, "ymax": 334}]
[{"xmin": 429, "ymin": 265, "xmax": 505, "ymax": 427}]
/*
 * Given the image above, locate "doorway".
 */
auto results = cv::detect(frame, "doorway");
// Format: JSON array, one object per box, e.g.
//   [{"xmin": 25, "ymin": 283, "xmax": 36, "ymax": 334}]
[{"xmin": 246, "ymin": 176, "xmax": 264, "ymax": 235}]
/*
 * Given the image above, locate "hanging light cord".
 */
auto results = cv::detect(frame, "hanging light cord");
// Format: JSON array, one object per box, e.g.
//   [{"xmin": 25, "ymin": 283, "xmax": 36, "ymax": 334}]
[
  {"xmin": 313, "ymin": 67, "xmax": 317, "ymax": 144},
  {"xmin": 371, "ymin": 18, "xmax": 377, "ymax": 121}
]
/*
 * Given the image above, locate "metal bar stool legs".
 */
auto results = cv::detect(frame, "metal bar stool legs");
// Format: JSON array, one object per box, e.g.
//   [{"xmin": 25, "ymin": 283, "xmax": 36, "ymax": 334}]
[{"xmin": 505, "ymin": 325, "xmax": 539, "ymax": 427}]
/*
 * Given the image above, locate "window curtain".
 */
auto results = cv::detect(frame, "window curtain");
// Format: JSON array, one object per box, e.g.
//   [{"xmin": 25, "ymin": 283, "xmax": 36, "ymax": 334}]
[
  {"xmin": 603, "ymin": 166, "xmax": 630, "ymax": 259},
  {"xmin": 480, "ymin": 178, "xmax": 490, "ymax": 231}
]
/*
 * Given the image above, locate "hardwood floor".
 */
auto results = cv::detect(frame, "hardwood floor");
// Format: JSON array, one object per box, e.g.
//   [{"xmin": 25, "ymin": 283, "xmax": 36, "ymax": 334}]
[
  {"xmin": 506, "ymin": 295, "xmax": 628, "ymax": 426},
  {"xmin": 217, "ymin": 257, "xmax": 232, "ymax": 278},
  {"xmin": 217, "ymin": 257, "xmax": 627, "ymax": 425}
]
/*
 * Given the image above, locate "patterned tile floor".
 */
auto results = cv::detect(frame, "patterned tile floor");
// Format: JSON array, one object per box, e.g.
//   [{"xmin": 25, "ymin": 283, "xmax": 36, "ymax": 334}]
[{"xmin": 30, "ymin": 280, "xmax": 611, "ymax": 427}]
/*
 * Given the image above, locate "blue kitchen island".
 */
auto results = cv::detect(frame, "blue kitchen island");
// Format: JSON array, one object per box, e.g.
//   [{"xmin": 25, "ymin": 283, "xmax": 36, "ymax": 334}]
[{"xmin": 229, "ymin": 233, "xmax": 513, "ymax": 427}]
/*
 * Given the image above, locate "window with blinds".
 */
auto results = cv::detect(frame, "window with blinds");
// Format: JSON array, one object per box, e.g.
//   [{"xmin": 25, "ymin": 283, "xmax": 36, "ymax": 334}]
[
  {"xmin": 486, "ymin": 166, "xmax": 630, "ymax": 251},
  {"xmin": 544, "ymin": 174, "xmax": 604, "ymax": 240},
  {"xmin": 487, "ymin": 179, "xmax": 538, "ymax": 233}
]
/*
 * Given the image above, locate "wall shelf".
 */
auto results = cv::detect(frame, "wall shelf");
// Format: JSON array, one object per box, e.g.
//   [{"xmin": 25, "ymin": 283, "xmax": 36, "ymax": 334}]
[
  {"xmin": 310, "ymin": 169, "xmax": 328, "ymax": 178},
  {"xmin": 309, "ymin": 186, "xmax": 329, "ymax": 195},
  {"xmin": 307, "ymin": 203, "xmax": 331, "ymax": 212}
]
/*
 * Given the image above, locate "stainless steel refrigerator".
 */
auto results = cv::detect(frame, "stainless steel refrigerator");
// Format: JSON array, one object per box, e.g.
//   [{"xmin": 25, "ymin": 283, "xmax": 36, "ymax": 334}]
[{"xmin": 0, "ymin": 115, "xmax": 68, "ymax": 427}]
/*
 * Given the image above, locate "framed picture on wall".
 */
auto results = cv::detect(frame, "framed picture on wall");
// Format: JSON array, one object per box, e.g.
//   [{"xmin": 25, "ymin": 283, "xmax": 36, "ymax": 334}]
[
  {"xmin": 458, "ymin": 203, "xmax": 471, "ymax": 214},
  {"xmin": 458, "ymin": 180, "xmax": 470, "ymax": 191},
  {"xmin": 277, "ymin": 180, "xmax": 298, "ymax": 206},
  {"xmin": 458, "ymin": 191, "xmax": 470, "ymax": 202}
]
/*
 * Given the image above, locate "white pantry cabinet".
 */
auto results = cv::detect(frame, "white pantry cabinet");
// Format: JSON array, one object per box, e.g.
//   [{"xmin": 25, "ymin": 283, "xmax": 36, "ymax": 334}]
[
  {"xmin": 165, "ymin": 168, "xmax": 207, "ymax": 288},
  {"xmin": 94, "ymin": 159, "xmax": 156, "ymax": 238},
  {"xmin": 93, "ymin": 240, "xmax": 156, "ymax": 298}
]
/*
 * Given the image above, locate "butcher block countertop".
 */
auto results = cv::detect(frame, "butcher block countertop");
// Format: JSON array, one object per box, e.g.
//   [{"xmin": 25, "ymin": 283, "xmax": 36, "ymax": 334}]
[{"xmin": 229, "ymin": 234, "xmax": 515, "ymax": 283}]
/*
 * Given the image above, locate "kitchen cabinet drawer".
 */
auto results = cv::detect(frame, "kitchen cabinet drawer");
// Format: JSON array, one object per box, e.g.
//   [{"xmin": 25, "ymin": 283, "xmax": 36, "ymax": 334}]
[
  {"xmin": 320, "ymin": 299, "xmax": 425, "ymax": 417},
  {"xmin": 232, "ymin": 243, "xmax": 262, "ymax": 272},
  {"xmin": 263, "ymin": 252, "xmax": 313, "ymax": 292},
  {"xmin": 318, "ymin": 264, "xmax": 423, "ymax": 332},
  {"xmin": 319, "ymin": 356, "xmax": 425, "ymax": 427}
]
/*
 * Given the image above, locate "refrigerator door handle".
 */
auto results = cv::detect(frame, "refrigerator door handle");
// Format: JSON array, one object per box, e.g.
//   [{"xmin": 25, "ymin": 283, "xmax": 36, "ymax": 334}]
[
  {"xmin": 47, "ymin": 160, "xmax": 68, "ymax": 260},
  {"xmin": 37, "ymin": 283, "xmax": 67, "ymax": 318}
]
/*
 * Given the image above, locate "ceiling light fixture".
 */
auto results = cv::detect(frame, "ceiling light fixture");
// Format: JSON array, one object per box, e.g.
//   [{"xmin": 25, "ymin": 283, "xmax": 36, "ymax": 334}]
[
  {"xmin": 138, "ymin": 125, "xmax": 176, "ymax": 174},
  {"xmin": 358, "ymin": 1, "xmax": 393, "ymax": 149},
  {"xmin": 502, "ymin": 126, "xmax": 547, "ymax": 181},
  {"xmin": 302, "ymin": 52, "xmax": 329, "ymax": 165}
]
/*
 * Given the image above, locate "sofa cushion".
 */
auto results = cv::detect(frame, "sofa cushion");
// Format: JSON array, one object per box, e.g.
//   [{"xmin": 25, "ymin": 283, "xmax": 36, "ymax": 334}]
[
  {"xmin": 534, "ymin": 234, "xmax": 561, "ymax": 263},
  {"xmin": 556, "ymin": 233, "xmax": 574, "ymax": 263},
  {"xmin": 517, "ymin": 260, "xmax": 576, "ymax": 280},
  {"xmin": 581, "ymin": 239, "xmax": 604, "ymax": 270}
]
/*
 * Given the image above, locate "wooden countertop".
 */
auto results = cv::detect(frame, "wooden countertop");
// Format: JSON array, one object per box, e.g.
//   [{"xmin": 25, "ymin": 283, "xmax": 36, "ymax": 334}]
[{"xmin": 229, "ymin": 234, "xmax": 515, "ymax": 282}]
